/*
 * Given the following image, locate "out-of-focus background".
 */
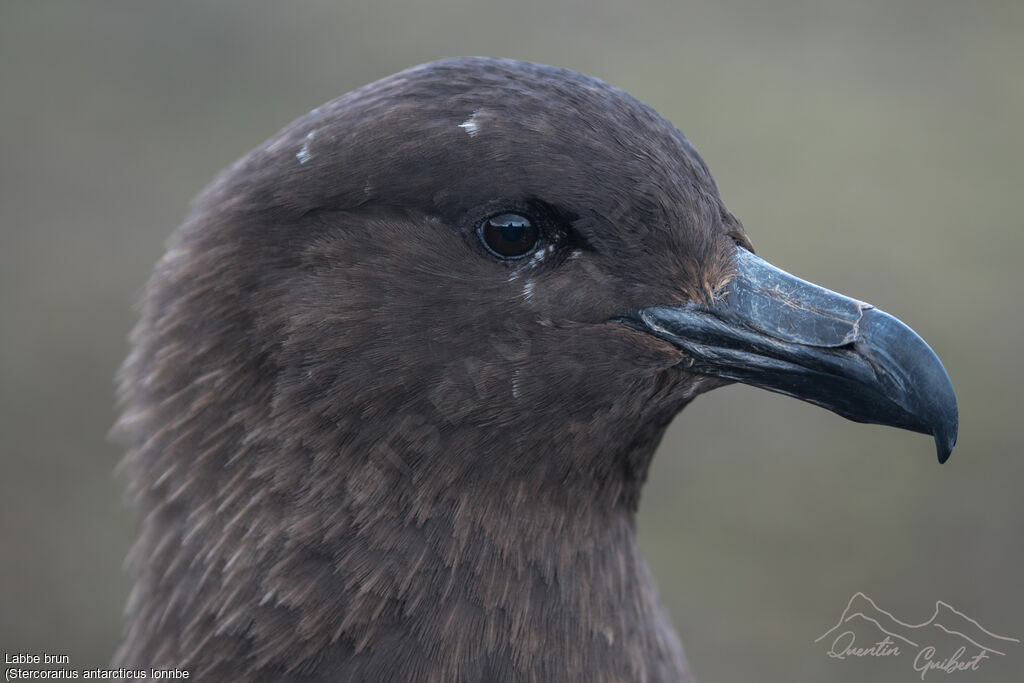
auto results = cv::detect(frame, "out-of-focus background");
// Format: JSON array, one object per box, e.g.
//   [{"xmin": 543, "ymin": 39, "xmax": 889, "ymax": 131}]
[{"xmin": 2, "ymin": 1, "xmax": 1021, "ymax": 681}]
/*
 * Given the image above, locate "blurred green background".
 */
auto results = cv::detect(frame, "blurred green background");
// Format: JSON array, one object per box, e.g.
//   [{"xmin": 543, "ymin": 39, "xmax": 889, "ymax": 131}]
[{"xmin": 2, "ymin": 1, "xmax": 1021, "ymax": 681}]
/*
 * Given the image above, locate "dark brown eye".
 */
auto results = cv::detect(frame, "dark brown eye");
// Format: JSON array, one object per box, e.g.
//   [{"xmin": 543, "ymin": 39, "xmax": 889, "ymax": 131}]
[{"xmin": 478, "ymin": 213, "xmax": 539, "ymax": 259}]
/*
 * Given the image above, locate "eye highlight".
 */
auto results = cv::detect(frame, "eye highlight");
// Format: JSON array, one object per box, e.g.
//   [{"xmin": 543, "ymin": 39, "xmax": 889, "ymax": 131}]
[{"xmin": 478, "ymin": 213, "xmax": 540, "ymax": 259}]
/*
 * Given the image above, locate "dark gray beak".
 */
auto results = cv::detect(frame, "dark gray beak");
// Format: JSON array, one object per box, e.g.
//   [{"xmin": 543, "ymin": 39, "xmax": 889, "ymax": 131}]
[{"xmin": 623, "ymin": 247, "xmax": 958, "ymax": 462}]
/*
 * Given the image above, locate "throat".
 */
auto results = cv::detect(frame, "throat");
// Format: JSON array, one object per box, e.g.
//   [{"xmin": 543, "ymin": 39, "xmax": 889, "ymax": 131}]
[
  {"xmin": 123, "ymin": 459, "xmax": 689, "ymax": 681},
  {"xmin": 292, "ymin": 485, "xmax": 689, "ymax": 681}
]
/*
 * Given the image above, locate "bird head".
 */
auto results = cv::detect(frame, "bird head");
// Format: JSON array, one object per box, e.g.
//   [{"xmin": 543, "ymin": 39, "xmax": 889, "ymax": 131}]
[{"xmin": 129, "ymin": 58, "xmax": 956, "ymax": 515}]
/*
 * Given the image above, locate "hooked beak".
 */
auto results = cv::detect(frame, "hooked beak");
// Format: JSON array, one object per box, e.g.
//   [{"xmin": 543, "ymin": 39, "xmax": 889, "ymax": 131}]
[{"xmin": 622, "ymin": 247, "xmax": 958, "ymax": 462}]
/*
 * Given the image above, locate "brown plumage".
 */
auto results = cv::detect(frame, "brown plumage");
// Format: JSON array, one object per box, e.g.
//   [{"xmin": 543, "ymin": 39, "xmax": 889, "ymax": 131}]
[{"xmin": 115, "ymin": 57, "xmax": 956, "ymax": 682}]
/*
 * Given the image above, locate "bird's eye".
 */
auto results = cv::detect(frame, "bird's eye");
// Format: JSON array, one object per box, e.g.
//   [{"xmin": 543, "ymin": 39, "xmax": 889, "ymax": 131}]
[{"xmin": 478, "ymin": 213, "xmax": 539, "ymax": 259}]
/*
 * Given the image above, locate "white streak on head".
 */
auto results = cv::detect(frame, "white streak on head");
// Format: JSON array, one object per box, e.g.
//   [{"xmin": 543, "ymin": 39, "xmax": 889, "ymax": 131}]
[
  {"xmin": 528, "ymin": 244, "xmax": 555, "ymax": 267},
  {"xmin": 522, "ymin": 280, "xmax": 535, "ymax": 301},
  {"xmin": 459, "ymin": 109, "xmax": 483, "ymax": 137},
  {"xmin": 568, "ymin": 249, "xmax": 583, "ymax": 260},
  {"xmin": 296, "ymin": 130, "xmax": 316, "ymax": 164}
]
